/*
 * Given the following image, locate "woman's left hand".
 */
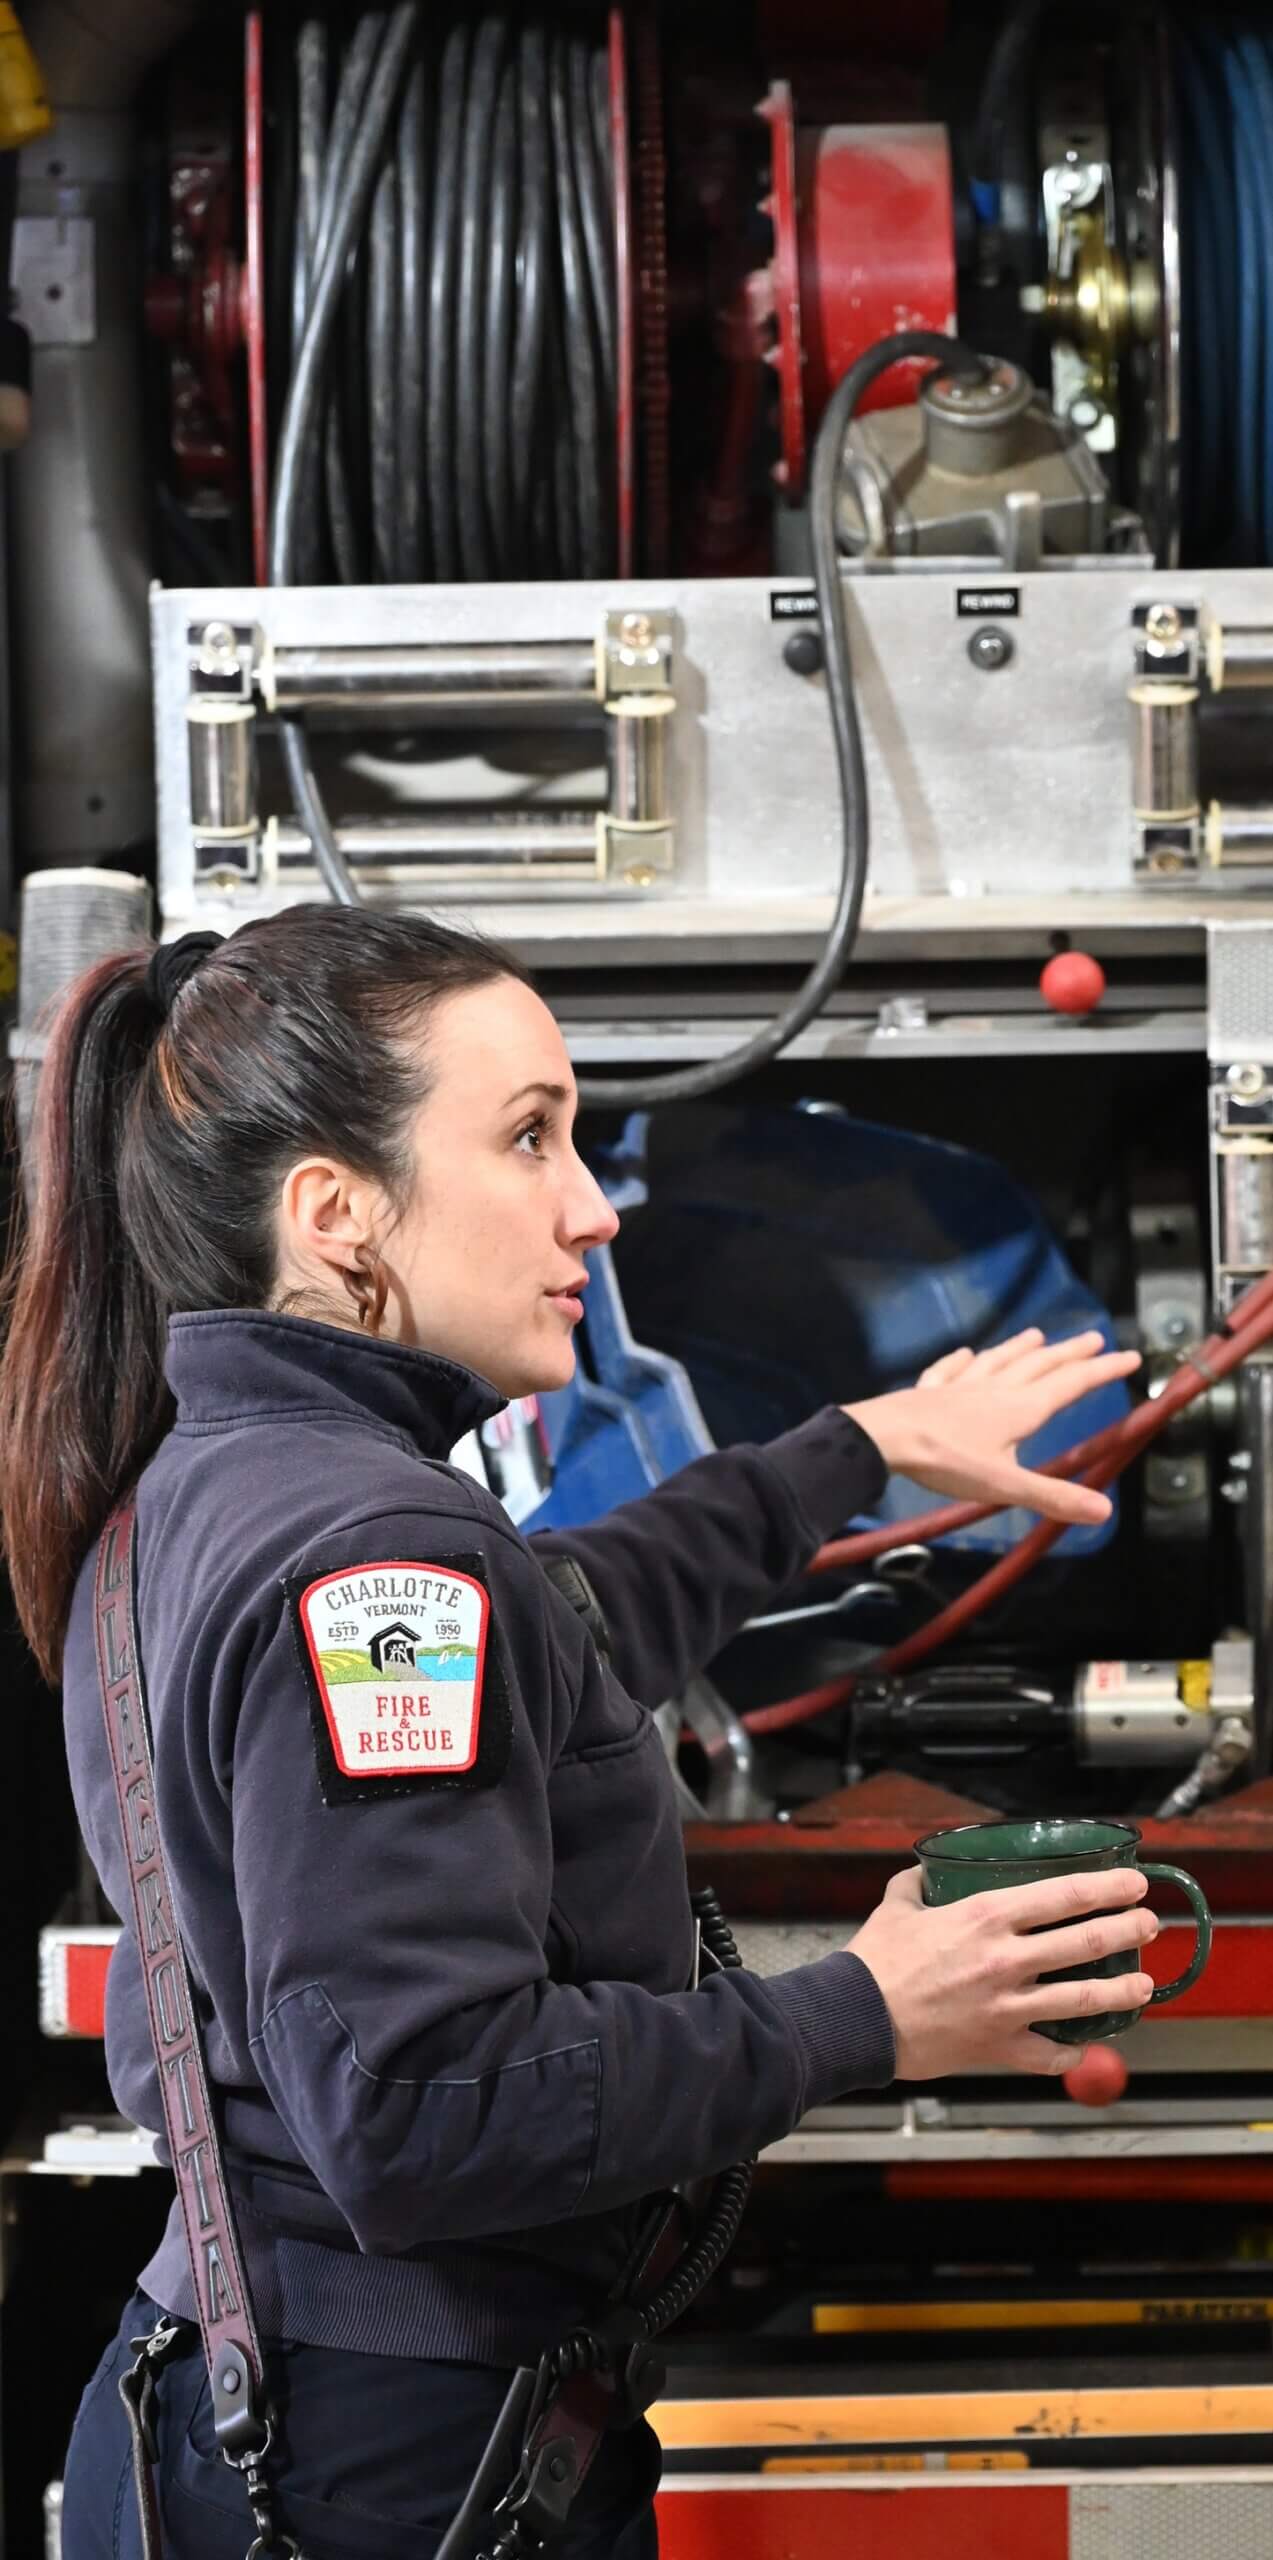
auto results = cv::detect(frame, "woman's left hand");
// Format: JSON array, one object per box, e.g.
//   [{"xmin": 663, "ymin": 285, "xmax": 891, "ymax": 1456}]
[{"xmin": 842, "ymin": 1326, "xmax": 1141, "ymax": 1526}]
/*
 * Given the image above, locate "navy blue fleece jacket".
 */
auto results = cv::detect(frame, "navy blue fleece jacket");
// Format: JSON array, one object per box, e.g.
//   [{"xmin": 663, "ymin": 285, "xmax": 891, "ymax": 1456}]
[{"xmin": 62, "ymin": 1311, "xmax": 894, "ymax": 2361}]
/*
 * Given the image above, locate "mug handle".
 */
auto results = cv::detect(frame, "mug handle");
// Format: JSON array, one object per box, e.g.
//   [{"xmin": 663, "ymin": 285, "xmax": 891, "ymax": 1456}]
[{"xmin": 1140, "ymin": 1863, "xmax": 1212, "ymax": 2005}]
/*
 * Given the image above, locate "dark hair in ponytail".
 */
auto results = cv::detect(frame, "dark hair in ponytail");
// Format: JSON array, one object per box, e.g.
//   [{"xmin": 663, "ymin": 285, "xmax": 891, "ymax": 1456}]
[{"xmin": 0, "ymin": 904, "xmax": 527, "ymax": 1681}]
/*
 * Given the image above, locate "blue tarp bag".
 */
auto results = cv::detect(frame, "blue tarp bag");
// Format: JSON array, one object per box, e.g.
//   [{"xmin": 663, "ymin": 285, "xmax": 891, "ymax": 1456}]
[{"xmin": 522, "ymin": 1104, "xmax": 1129, "ymax": 1558}]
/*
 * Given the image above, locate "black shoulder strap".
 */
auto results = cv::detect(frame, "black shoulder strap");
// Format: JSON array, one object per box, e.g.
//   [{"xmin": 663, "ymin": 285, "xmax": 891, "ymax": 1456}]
[{"xmin": 93, "ymin": 1497, "xmax": 294, "ymax": 2558}]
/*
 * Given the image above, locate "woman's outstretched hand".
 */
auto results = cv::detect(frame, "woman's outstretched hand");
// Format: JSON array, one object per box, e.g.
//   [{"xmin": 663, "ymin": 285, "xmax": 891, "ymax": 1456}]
[{"xmin": 843, "ymin": 1327, "xmax": 1141, "ymax": 1528}]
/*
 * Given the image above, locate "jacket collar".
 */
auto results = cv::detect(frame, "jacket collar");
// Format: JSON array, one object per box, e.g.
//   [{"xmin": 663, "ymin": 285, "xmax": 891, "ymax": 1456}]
[{"xmin": 165, "ymin": 1309, "xmax": 506, "ymax": 1459}]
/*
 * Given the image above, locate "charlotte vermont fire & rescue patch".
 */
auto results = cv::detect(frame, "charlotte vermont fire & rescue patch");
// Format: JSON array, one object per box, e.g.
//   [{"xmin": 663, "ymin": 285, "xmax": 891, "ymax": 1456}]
[{"xmin": 289, "ymin": 1554, "xmax": 512, "ymax": 1803}]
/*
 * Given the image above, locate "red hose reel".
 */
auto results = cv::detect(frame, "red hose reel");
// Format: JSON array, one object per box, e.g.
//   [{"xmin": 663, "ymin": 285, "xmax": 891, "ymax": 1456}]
[
  {"xmin": 759, "ymin": 78, "xmax": 956, "ymax": 499},
  {"xmin": 146, "ymin": 15, "xmax": 958, "ymax": 572}
]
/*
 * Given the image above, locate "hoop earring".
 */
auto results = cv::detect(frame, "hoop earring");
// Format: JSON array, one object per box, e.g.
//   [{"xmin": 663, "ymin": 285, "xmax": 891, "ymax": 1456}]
[{"xmin": 342, "ymin": 1242, "xmax": 388, "ymax": 1336}]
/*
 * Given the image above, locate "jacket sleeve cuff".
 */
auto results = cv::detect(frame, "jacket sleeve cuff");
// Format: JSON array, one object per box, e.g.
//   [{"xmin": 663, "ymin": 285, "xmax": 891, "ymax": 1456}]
[
  {"xmin": 760, "ymin": 1405, "xmax": 889, "ymax": 1547},
  {"xmin": 764, "ymin": 1951, "xmax": 897, "ymax": 2105}
]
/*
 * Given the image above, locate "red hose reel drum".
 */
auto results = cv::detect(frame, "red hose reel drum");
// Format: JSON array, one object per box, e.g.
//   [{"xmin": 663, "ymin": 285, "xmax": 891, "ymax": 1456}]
[{"xmin": 761, "ymin": 81, "xmax": 956, "ymax": 497}]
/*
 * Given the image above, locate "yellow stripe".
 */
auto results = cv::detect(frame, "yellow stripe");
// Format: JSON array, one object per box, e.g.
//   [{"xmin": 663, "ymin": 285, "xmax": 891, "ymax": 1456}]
[
  {"xmin": 762, "ymin": 2452, "xmax": 1031, "ymax": 2475},
  {"xmin": 654, "ymin": 2382, "xmax": 1273, "ymax": 2452},
  {"xmin": 813, "ymin": 2297, "xmax": 1273, "ymax": 2335}
]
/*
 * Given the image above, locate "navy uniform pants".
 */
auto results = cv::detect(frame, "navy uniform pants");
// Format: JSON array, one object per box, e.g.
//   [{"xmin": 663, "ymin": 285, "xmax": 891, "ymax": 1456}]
[{"xmin": 62, "ymin": 2294, "xmax": 661, "ymax": 2560}]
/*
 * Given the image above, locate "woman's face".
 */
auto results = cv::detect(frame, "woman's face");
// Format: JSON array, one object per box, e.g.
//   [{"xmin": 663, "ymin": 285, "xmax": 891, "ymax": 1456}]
[{"xmin": 367, "ymin": 976, "xmax": 620, "ymax": 1395}]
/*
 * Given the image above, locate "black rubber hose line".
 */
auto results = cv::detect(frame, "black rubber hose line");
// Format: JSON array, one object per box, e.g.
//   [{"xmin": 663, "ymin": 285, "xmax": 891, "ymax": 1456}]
[
  {"xmin": 483, "ymin": 41, "xmax": 520, "ymax": 575},
  {"xmin": 455, "ymin": 14, "xmax": 506, "ymax": 580},
  {"xmin": 267, "ymin": 6, "xmax": 626, "ymax": 901},
  {"xmin": 312, "ymin": 11, "xmax": 382, "ymax": 279},
  {"xmin": 511, "ymin": 17, "xmax": 553, "ymax": 556},
  {"xmin": 290, "ymin": 15, "xmax": 331, "ymax": 583},
  {"xmin": 546, "ymin": 261, "xmax": 578, "ymax": 577},
  {"xmin": 316, "ymin": 12, "xmax": 383, "ymax": 582},
  {"xmin": 293, "ymin": 15, "xmax": 328, "ymax": 348},
  {"xmin": 571, "ymin": 31, "xmax": 616, "ymax": 427},
  {"xmin": 271, "ymin": 2, "xmax": 421, "ymax": 905},
  {"xmin": 368, "ymin": 151, "xmax": 400, "ymax": 580},
  {"xmin": 549, "ymin": 25, "xmax": 604, "ymax": 575},
  {"xmin": 396, "ymin": 37, "xmax": 429, "ymax": 581},
  {"xmin": 571, "ymin": 331, "xmax": 988, "ymax": 1109},
  {"xmin": 425, "ymin": 15, "xmax": 469, "ymax": 582},
  {"xmin": 272, "ymin": 5, "xmax": 616, "ymax": 586}
]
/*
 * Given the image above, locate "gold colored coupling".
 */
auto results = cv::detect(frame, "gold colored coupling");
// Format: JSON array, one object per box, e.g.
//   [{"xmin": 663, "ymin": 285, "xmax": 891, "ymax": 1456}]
[{"xmin": 0, "ymin": 6, "xmax": 52, "ymax": 148}]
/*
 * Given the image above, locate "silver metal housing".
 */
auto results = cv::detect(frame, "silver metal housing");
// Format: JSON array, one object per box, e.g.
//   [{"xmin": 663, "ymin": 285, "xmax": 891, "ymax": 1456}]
[{"xmin": 152, "ymin": 564, "xmax": 1273, "ymax": 958}]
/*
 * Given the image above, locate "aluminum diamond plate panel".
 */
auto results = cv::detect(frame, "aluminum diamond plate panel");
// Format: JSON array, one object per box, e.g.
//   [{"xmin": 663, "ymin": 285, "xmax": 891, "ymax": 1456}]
[
  {"xmin": 1071, "ymin": 2478, "xmax": 1273, "ymax": 2560},
  {"xmin": 1208, "ymin": 923, "xmax": 1273, "ymax": 1062}
]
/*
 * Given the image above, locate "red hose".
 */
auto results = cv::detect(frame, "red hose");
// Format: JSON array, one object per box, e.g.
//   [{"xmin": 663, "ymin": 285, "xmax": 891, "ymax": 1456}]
[{"xmin": 743, "ymin": 1274, "xmax": 1273, "ymax": 1739}]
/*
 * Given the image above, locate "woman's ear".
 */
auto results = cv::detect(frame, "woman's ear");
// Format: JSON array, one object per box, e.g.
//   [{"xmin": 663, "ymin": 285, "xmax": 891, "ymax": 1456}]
[{"xmin": 277, "ymin": 1158, "xmax": 382, "ymax": 1283}]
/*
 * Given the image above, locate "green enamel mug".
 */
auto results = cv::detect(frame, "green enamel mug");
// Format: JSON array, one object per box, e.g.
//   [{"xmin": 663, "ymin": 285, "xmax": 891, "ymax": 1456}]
[{"xmin": 914, "ymin": 1817, "xmax": 1212, "ymax": 2045}]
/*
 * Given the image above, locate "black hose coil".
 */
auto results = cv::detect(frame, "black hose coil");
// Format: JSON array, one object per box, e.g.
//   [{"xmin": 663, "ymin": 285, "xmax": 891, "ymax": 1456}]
[{"xmin": 272, "ymin": 4, "xmax": 618, "ymax": 589}]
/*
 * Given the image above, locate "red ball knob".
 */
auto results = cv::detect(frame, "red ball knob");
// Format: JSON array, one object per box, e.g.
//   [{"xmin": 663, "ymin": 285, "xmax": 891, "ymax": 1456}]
[
  {"xmin": 1063, "ymin": 2043, "xmax": 1129, "ymax": 2108},
  {"xmin": 1040, "ymin": 951, "xmax": 1107, "ymax": 1015}
]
